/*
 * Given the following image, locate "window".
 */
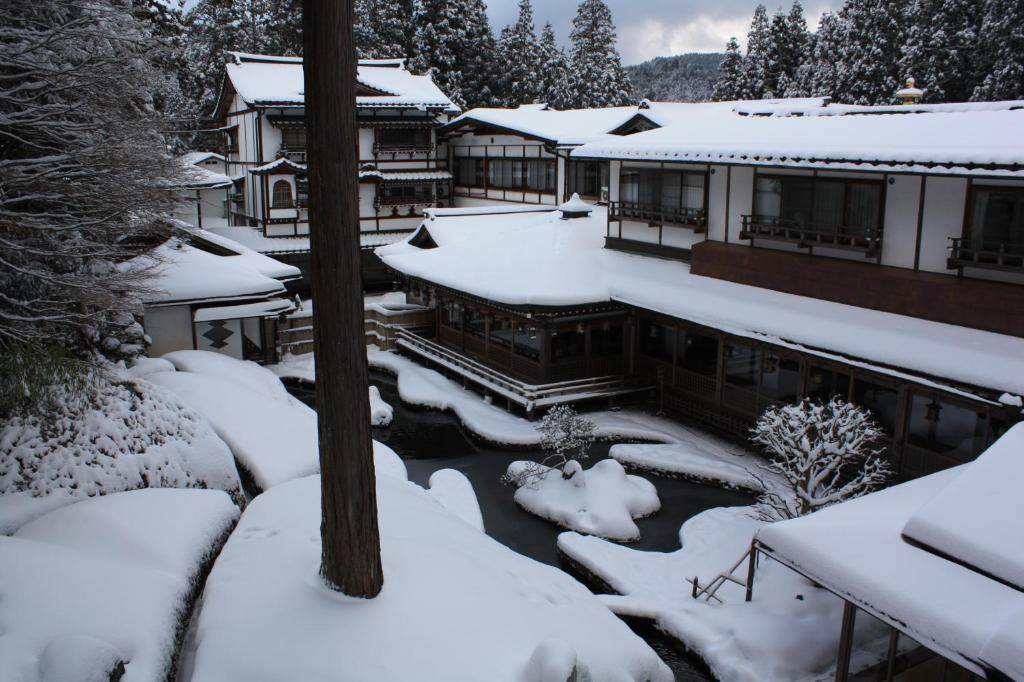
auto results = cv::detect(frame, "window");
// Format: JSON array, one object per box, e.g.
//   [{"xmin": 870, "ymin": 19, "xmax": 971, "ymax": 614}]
[
  {"xmin": 676, "ymin": 330, "xmax": 718, "ymax": 377},
  {"xmin": 455, "ymin": 158, "xmax": 484, "ymax": 187},
  {"xmin": 527, "ymin": 159, "xmax": 556, "ymax": 192},
  {"xmin": 568, "ymin": 161, "xmax": 608, "ymax": 198},
  {"xmin": 806, "ymin": 365, "xmax": 851, "ymax": 402},
  {"xmin": 724, "ymin": 344, "xmax": 760, "ymax": 389},
  {"xmin": 754, "ymin": 175, "xmax": 883, "ymax": 236},
  {"xmin": 280, "ymin": 125, "xmax": 306, "ymax": 149},
  {"xmin": 852, "ymin": 379, "xmax": 899, "ymax": 435},
  {"xmin": 379, "ymin": 184, "xmax": 433, "ymax": 206},
  {"xmin": 271, "ymin": 180, "xmax": 293, "ymax": 208},
  {"xmin": 967, "ymin": 186, "xmax": 1024, "ymax": 250},
  {"xmin": 619, "ymin": 169, "xmax": 707, "ymax": 219},
  {"xmin": 590, "ymin": 325, "xmax": 623, "ymax": 357},
  {"xmin": 640, "ymin": 320, "xmax": 674, "ymax": 364},
  {"xmin": 513, "ymin": 322, "xmax": 541, "ymax": 361},
  {"xmin": 376, "ymin": 127, "xmax": 432, "ymax": 149},
  {"xmin": 551, "ymin": 328, "xmax": 585, "ymax": 363},
  {"xmin": 759, "ymin": 353, "xmax": 800, "ymax": 403},
  {"xmin": 441, "ymin": 303, "xmax": 462, "ymax": 331},
  {"xmin": 489, "ymin": 317, "xmax": 513, "ymax": 349},
  {"xmin": 295, "ymin": 178, "xmax": 309, "ymax": 208},
  {"xmin": 465, "ymin": 309, "xmax": 487, "ymax": 339},
  {"xmin": 486, "ymin": 158, "xmax": 556, "ymax": 192},
  {"xmin": 907, "ymin": 395, "xmax": 988, "ymax": 463}
]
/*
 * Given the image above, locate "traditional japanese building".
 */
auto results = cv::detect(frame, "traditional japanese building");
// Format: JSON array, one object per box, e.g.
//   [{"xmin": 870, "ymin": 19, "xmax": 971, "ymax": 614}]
[
  {"xmin": 212, "ymin": 52, "xmax": 460, "ymax": 290},
  {"xmin": 172, "ymin": 151, "xmax": 238, "ymax": 230}
]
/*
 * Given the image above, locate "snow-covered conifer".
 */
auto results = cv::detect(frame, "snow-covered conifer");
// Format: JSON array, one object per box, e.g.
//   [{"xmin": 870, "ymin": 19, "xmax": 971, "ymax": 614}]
[
  {"xmin": 499, "ymin": 0, "xmax": 542, "ymax": 106},
  {"xmin": 712, "ymin": 37, "xmax": 745, "ymax": 101},
  {"xmin": 750, "ymin": 398, "xmax": 892, "ymax": 520},
  {"xmin": 971, "ymin": 0, "xmax": 1024, "ymax": 102},
  {"xmin": 739, "ymin": 5, "xmax": 772, "ymax": 99},
  {"xmin": 562, "ymin": 0, "xmax": 634, "ymax": 108},
  {"xmin": 834, "ymin": 0, "xmax": 907, "ymax": 104},
  {"xmin": 537, "ymin": 22, "xmax": 570, "ymax": 106}
]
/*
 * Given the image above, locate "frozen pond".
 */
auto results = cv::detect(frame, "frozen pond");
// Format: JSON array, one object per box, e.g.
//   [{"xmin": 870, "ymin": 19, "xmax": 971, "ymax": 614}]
[{"xmin": 289, "ymin": 371, "xmax": 754, "ymax": 680}]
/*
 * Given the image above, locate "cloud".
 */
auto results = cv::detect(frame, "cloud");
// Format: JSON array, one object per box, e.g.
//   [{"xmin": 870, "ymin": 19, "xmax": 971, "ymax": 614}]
[{"xmin": 618, "ymin": 16, "xmax": 752, "ymax": 63}]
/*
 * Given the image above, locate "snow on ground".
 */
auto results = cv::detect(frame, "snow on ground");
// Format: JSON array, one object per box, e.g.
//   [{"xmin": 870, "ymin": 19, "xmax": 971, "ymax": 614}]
[
  {"xmin": 610, "ymin": 442, "xmax": 762, "ymax": 491},
  {"xmin": 0, "ymin": 488, "xmax": 238, "ymax": 682},
  {"xmin": 369, "ymin": 385, "xmax": 393, "ymax": 426},
  {"xmin": 558, "ymin": 505, "xmax": 897, "ymax": 681},
  {"xmin": 427, "ymin": 468, "xmax": 484, "ymax": 531},
  {"xmin": 189, "ymin": 474, "xmax": 672, "ymax": 682},
  {"xmin": 271, "ymin": 352, "xmax": 395, "ymax": 428},
  {"xmin": 508, "ymin": 459, "xmax": 660, "ymax": 541},
  {"xmin": 0, "ymin": 367, "xmax": 241, "ymax": 534},
  {"xmin": 149, "ymin": 351, "xmax": 401, "ymax": 493}
]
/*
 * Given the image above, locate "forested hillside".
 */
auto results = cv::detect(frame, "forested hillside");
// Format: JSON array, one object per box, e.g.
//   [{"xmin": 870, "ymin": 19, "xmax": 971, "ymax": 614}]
[{"xmin": 626, "ymin": 53, "xmax": 724, "ymax": 102}]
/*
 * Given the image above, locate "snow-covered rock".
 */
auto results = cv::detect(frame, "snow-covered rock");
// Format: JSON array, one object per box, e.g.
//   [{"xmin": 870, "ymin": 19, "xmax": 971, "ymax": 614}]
[
  {"xmin": 0, "ymin": 488, "xmax": 239, "ymax": 682},
  {"xmin": 369, "ymin": 385, "xmax": 393, "ymax": 427},
  {"xmin": 507, "ymin": 459, "xmax": 661, "ymax": 541},
  {"xmin": 189, "ymin": 474, "xmax": 672, "ymax": 682},
  {"xmin": 427, "ymin": 468, "xmax": 484, "ymax": 531},
  {"xmin": 0, "ymin": 370, "xmax": 241, "ymax": 534}
]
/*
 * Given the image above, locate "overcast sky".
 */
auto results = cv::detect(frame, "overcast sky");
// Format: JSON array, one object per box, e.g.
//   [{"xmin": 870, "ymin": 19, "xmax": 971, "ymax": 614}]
[{"xmin": 485, "ymin": 0, "xmax": 840, "ymax": 65}]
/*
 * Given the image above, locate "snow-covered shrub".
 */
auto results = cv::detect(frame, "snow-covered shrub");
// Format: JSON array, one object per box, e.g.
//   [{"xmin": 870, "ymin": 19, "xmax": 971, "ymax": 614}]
[
  {"xmin": 503, "ymin": 405, "xmax": 595, "ymax": 486},
  {"xmin": 750, "ymin": 397, "xmax": 891, "ymax": 521},
  {"xmin": 0, "ymin": 367, "xmax": 242, "ymax": 508}
]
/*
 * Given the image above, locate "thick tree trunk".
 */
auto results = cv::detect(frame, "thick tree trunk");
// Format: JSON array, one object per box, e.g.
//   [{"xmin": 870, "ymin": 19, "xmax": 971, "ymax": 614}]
[{"xmin": 304, "ymin": 0, "xmax": 384, "ymax": 597}]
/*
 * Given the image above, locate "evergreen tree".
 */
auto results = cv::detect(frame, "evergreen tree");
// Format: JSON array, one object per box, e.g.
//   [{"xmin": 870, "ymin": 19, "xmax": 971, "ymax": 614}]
[
  {"xmin": 793, "ymin": 11, "xmax": 845, "ymax": 99},
  {"xmin": 129, "ymin": 0, "xmax": 189, "ymax": 121},
  {"xmin": 900, "ymin": 0, "xmax": 980, "ymax": 103},
  {"xmin": 780, "ymin": 2, "xmax": 811, "ymax": 87},
  {"xmin": 537, "ymin": 22, "xmax": 570, "ymax": 106},
  {"xmin": 971, "ymin": 0, "xmax": 1024, "ymax": 101},
  {"xmin": 459, "ymin": 0, "xmax": 501, "ymax": 108},
  {"xmin": 834, "ymin": 0, "xmax": 907, "ymax": 104},
  {"xmin": 499, "ymin": 0, "xmax": 542, "ymax": 105},
  {"xmin": 357, "ymin": 0, "xmax": 416, "ymax": 59},
  {"xmin": 413, "ymin": 0, "xmax": 500, "ymax": 109},
  {"xmin": 739, "ymin": 5, "xmax": 772, "ymax": 99},
  {"xmin": 562, "ymin": 0, "xmax": 634, "ymax": 108},
  {"xmin": 712, "ymin": 37, "xmax": 744, "ymax": 101}
]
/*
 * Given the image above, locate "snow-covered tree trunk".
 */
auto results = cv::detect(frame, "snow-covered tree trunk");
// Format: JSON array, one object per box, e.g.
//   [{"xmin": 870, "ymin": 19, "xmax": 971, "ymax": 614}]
[{"xmin": 750, "ymin": 398, "xmax": 892, "ymax": 520}]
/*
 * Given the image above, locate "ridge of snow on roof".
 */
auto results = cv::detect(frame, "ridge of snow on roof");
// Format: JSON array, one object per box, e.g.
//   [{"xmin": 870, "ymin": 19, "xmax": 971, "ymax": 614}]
[
  {"xmin": 359, "ymin": 169, "xmax": 453, "ymax": 182},
  {"xmin": 573, "ymin": 100, "xmax": 1024, "ymax": 175},
  {"xmin": 445, "ymin": 105, "xmax": 641, "ymax": 145},
  {"xmin": 756, "ymin": 468, "xmax": 1024, "ymax": 679},
  {"xmin": 225, "ymin": 52, "xmax": 458, "ymax": 112},
  {"xmin": 377, "ymin": 206, "xmax": 1024, "ymax": 397},
  {"xmin": 176, "ymin": 152, "xmax": 233, "ymax": 189},
  {"xmin": 901, "ymin": 422, "xmax": 1024, "ymax": 591},
  {"xmin": 183, "ymin": 225, "xmax": 302, "ymax": 281}
]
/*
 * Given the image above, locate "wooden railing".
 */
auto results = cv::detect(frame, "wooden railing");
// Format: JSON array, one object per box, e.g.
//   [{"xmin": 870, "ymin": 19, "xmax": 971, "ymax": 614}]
[
  {"xmin": 947, "ymin": 237, "xmax": 1024, "ymax": 274},
  {"xmin": 740, "ymin": 214, "xmax": 882, "ymax": 258},
  {"xmin": 609, "ymin": 201, "xmax": 706, "ymax": 231},
  {"xmin": 395, "ymin": 329, "xmax": 645, "ymax": 414},
  {"xmin": 373, "ymin": 143, "xmax": 435, "ymax": 155}
]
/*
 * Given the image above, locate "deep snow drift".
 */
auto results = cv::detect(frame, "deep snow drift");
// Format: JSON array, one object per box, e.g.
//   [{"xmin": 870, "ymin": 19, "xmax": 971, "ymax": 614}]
[
  {"xmin": 507, "ymin": 459, "xmax": 661, "ymax": 541},
  {"xmin": 189, "ymin": 474, "xmax": 672, "ymax": 682},
  {"xmin": 0, "ymin": 488, "xmax": 238, "ymax": 682}
]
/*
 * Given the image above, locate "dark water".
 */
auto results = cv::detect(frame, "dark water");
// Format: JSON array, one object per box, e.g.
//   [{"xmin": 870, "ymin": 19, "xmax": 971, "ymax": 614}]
[{"xmin": 289, "ymin": 371, "xmax": 752, "ymax": 681}]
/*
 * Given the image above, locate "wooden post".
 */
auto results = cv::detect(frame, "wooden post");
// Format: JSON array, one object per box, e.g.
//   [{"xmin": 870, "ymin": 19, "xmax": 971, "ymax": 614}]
[
  {"xmin": 834, "ymin": 601, "xmax": 857, "ymax": 682},
  {"xmin": 304, "ymin": 0, "xmax": 384, "ymax": 597},
  {"xmin": 744, "ymin": 542, "xmax": 757, "ymax": 602},
  {"xmin": 884, "ymin": 627, "xmax": 900, "ymax": 681}
]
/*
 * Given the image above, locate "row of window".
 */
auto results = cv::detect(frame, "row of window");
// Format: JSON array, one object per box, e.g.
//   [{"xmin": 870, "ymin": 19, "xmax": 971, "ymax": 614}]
[
  {"xmin": 619, "ymin": 169, "xmax": 706, "ymax": 213},
  {"xmin": 454, "ymin": 158, "xmax": 557, "ymax": 192},
  {"xmin": 270, "ymin": 179, "xmax": 432, "ymax": 209},
  {"xmin": 278, "ymin": 126, "xmax": 434, "ymax": 151},
  {"xmin": 752, "ymin": 175, "xmax": 884, "ymax": 236}
]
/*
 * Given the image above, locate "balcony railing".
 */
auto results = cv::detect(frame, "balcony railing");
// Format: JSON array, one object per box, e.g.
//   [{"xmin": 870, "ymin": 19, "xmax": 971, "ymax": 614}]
[
  {"xmin": 373, "ymin": 143, "xmax": 435, "ymax": 156},
  {"xmin": 740, "ymin": 214, "xmax": 882, "ymax": 258},
  {"xmin": 374, "ymin": 197, "xmax": 435, "ymax": 210},
  {"xmin": 610, "ymin": 201, "xmax": 706, "ymax": 231},
  {"xmin": 947, "ymin": 237, "xmax": 1024, "ymax": 274}
]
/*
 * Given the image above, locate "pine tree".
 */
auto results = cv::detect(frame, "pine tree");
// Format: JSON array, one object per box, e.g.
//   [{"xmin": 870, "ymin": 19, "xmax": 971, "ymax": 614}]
[
  {"xmin": 739, "ymin": 5, "xmax": 771, "ymax": 99},
  {"xmin": 971, "ymin": 0, "xmax": 1024, "ymax": 102},
  {"xmin": 459, "ymin": 0, "xmax": 501, "ymax": 108},
  {"xmin": 537, "ymin": 22, "xmax": 570, "ymax": 106},
  {"xmin": 562, "ymin": 0, "xmax": 634, "ymax": 108},
  {"xmin": 357, "ymin": 0, "xmax": 416, "ymax": 59},
  {"xmin": 834, "ymin": 0, "xmax": 908, "ymax": 104},
  {"xmin": 712, "ymin": 37, "xmax": 744, "ymax": 101},
  {"xmin": 796, "ymin": 11, "xmax": 845, "ymax": 99},
  {"xmin": 499, "ymin": 0, "xmax": 542, "ymax": 106},
  {"xmin": 900, "ymin": 0, "xmax": 980, "ymax": 103},
  {"xmin": 779, "ymin": 2, "xmax": 810, "ymax": 89},
  {"xmin": 412, "ymin": 0, "xmax": 500, "ymax": 109},
  {"xmin": 354, "ymin": 0, "xmax": 380, "ymax": 57}
]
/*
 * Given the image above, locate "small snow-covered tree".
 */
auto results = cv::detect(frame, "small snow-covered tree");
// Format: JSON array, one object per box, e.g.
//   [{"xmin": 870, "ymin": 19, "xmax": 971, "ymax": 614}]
[
  {"xmin": 712, "ymin": 37, "xmax": 744, "ymax": 101},
  {"xmin": 750, "ymin": 398, "xmax": 892, "ymax": 521},
  {"xmin": 503, "ymin": 405, "xmax": 596, "ymax": 486}
]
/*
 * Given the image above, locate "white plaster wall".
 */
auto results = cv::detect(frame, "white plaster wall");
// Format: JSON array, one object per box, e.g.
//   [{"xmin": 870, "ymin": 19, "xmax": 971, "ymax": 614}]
[
  {"xmin": 144, "ymin": 305, "xmax": 194, "ymax": 357},
  {"xmin": 707, "ymin": 166, "xmax": 728, "ymax": 242},
  {"xmin": 918, "ymin": 176, "xmax": 968, "ymax": 274},
  {"xmin": 727, "ymin": 166, "xmax": 755, "ymax": 244},
  {"xmin": 880, "ymin": 175, "xmax": 922, "ymax": 269},
  {"xmin": 193, "ymin": 318, "xmax": 243, "ymax": 359},
  {"xmin": 608, "ymin": 161, "xmax": 621, "ymax": 202}
]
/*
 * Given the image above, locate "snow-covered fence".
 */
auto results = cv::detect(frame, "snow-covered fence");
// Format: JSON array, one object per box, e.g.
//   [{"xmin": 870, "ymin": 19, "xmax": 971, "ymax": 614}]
[{"xmin": 275, "ymin": 302, "xmax": 434, "ymax": 355}]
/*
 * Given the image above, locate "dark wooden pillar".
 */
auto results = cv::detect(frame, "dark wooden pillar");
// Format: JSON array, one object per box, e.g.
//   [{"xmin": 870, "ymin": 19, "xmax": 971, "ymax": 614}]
[{"xmin": 834, "ymin": 601, "xmax": 857, "ymax": 682}]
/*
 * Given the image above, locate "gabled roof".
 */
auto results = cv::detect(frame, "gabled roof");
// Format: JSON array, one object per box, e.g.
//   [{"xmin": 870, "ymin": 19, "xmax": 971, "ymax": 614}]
[
  {"xmin": 175, "ymin": 151, "xmax": 233, "ymax": 189},
  {"xmin": 249, "ymin": 157, "xmax": 307, "ymax": 175},
  {"xmin": 573, "ymin": 99, "xmax": 1024, "ymax": 177},
  {"xmin": 217, "ymin": 52, "xmax": 459, "ymax": 119}
]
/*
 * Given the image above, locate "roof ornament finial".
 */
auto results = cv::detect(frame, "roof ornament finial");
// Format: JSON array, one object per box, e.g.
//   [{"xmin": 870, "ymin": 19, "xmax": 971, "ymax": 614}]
[
  {"xmin": 558, "ymin": 193, "xmax": 593, "ymax": 220},
  {"xmin": 896, "ymin": 77, "xmax": 924, "ymax": 105}
]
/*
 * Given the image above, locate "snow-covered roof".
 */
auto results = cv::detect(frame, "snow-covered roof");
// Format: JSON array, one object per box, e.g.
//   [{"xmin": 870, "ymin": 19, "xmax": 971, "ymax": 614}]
[
  {"xmin": 249, "ymin": 157, "xmax": 307, "ymax": 175},
  {"xmin": 129, "ymin": 239, "xmax": 287, "ymax": 306},
  {"xmin": 359, "ymin": 169, "xmax": 453, "ymax": 182},
  {"xmin": 222, "ymin": 52, "xmax": 459, "ymax": 114},
  {"xmin": 180, "ymin": 151, "xmax": 225, "ymax": 165},
  {"xmin": 573, "ymin": 100, "xmax": 1024, "ymax": 177},
  {"xmin": 176, "ymin": 152, "xmax": 234, "ymax": 189},
  {"xmin": 377, "ymin": 206, "xmax": 1024, "ymax": 397},
  {"xmin": 206, "ymin": 224, "xmax": 410, "ymax": 254},
  {"xmin": 193, "ymin": 298, "xmax": 296, "ymax": 323},
  {"xmin": 756, "ymin": 427, "xmax": 1024, "ymax": 678},
  {"xmin": 184, "ymin": 225, "xmax": 302, "ymax": 281}
]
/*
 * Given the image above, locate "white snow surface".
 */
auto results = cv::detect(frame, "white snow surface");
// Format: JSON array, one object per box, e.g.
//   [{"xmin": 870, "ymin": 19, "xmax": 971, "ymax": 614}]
[
  {"xmin": 0, "ymin": 369, "xmax": 241, "ymax": 534},
  {"xmin": 757, "ymin": 468, "xmax": 1024, "ymax": 679},
  {"xmin": 379, "ymin": 206, "xmax": 1024, "ymax": 397},
  {"xmin": 125, "ymin": 238, "xmax": 286, "ymax": 305},
  {"xmin": 573, "ymin": 101, "xmax": 1024, "ymax": 176},
  {"xmin": 427, "ymin": 468, "xmax": 484, "ymax": 531},
  {"xmin": 151, "ymin": 351, "xmax": 402, "ymax": 492},
  {"xmin": 368, "ymin": 385, "xmax": 393, "ymax": 427},
  {"xmin": 901, "ymin": 422, "xmax": 1024, "ymax": 591},
  {"xmin": 0, "ymin": 488, "xmax": 238, "ymax": 682},
  {"xmin": 189, "ymin": 474, "xmax": 671, "ymax": 682},
  {"xmin": 610, "ymin": 441, "xmax": 762, "ymax": 491},
  {"xmin": 559, "ymin": 506, "xmax": 895, "ymax": 681},
  {"xmin": 508, "ymin": 459, "xmax": 660, "ymax": 541},
  {"xmin": 185, "ymin": 226, "xmax": 302, "ymax": 280}
]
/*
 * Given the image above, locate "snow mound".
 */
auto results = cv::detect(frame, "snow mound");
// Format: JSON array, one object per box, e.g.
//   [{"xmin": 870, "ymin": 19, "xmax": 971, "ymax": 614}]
[
  {"xmin": 190, "ymin": 474, "xmax": 671, "ymax": 682},
  {"xmin": 373, "ymin": 440, "xmax": 408, "ymax": 481},
  {"xmin": 0, "ymin": 488, "xmax": 238, "ymax": 682},
  {"xmin": 127, "ymin": 356, "xmax": 175, "ymax": 378},
  {"xmin": 610, "ymin": 442, "xmax": 762, "ymax": 491},
  {"xmin": 522, "ymin": 639, "xmax": 582, "ymax": 682},
  {"xmin": 369, "ymin": 385, "xmax": 393, "ymax": 426},
  {"xmin": 508, "ymin": 459, "xmax": 661, "ymax": 541},
  {"xmin": 427, "ymin": 468, "xmax": 484, "ymax": 531},
  {"xmin": 0, "ymin": 370, "xmax": 241, "ymax": 534},
  {"xmin": 164, "ymin": 350, "xmax": 292, "ymax": 401}
]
